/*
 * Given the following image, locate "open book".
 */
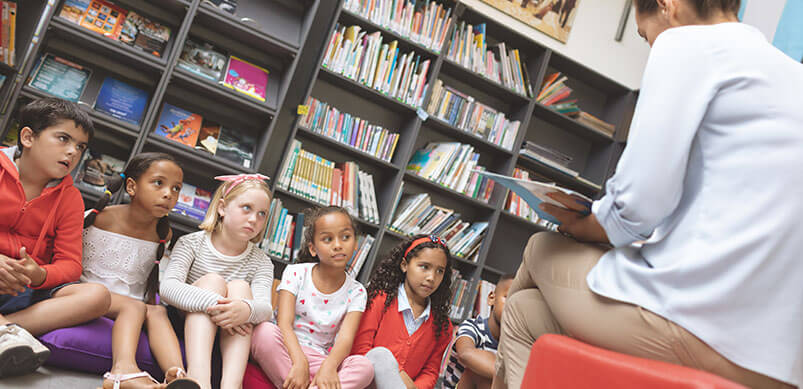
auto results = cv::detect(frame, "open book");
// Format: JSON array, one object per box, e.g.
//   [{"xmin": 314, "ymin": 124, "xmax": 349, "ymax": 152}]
[{"xmin": 473, "ymin": 170, "xmax": 592, "ymax": 225}]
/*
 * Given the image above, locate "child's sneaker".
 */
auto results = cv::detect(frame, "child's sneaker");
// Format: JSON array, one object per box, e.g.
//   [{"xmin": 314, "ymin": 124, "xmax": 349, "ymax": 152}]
[{"xmin": 0, "ymin": 323, "xmax": 50, "ymax": 377}]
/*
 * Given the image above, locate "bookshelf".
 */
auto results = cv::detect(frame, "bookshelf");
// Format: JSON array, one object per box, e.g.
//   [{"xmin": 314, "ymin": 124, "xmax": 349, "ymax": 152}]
[{"xmin": 1, "ymin": 0, "xmax": 636, "ymax": 322}]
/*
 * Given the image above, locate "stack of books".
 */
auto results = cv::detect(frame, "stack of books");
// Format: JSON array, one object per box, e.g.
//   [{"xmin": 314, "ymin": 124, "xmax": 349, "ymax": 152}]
[
  {"xmin": 407, "ymin": 142, "xmax": 496, "ymax": 203},
  {"xmin": 299, "ymin": 96, "xmax": 400, "ymax": 162},
  {"xmin": 503, "ymin": 168, "xmax": 559, "ymax": 230},
  {"xmin": 1, "ymin": 1, "xmax": 17, "ymax": 67},
  {"xmin": 276, "ymin": 140, "xmax": 380, "ymax": 224},
  {"xmin": 519, "ymin": 141, "xmax": 578, "ymax": 177},
  {"xmin": 154, "ymin": 102, "xmax": 256, "ymax": 169},
  {"xmin": 449, "ymin": 269, "xmax": 470, "ymax": 320},
  {"xmin": 446, "ymin": 22, "xmax": 533, "ymax": 97},
  {"xmin": 537, "ymin": 72, "xmax": 616, "ymax": 136},
  {"xmin": 59, "ymin": 0, "xmax": 171, "ymax": 58},
  {"xmin": 322, "ymin": 24, "xmax": 431, "ymax": 108},
  {"xmin": 426, "ymin": 79, "xmax": 520, "ymax": 150},
  {"xmin": 389, "ymin": 193, "xmax": 489, "ymax": 260},
  {"xmin": 342, "ymin": 0, "xmax": 453, "ymax": 53}
]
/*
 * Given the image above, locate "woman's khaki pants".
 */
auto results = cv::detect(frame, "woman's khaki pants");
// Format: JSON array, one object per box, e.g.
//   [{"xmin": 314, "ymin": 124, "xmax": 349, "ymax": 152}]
[{"xmin": 493, "ymin": 232, "xmax": 794, "ymax": 389}]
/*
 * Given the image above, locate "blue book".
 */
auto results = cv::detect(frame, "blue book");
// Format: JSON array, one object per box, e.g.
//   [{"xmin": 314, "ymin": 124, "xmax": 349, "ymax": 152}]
[{"xmin": 94, "ymin": 77, "xmax": 149, "ymax": 125}]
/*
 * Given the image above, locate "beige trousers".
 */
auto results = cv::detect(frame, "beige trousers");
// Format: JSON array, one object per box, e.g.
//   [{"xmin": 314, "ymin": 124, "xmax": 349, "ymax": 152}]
[{"xmin": 493, "ymin": 232, "xmax": 795, "ymax": 389}]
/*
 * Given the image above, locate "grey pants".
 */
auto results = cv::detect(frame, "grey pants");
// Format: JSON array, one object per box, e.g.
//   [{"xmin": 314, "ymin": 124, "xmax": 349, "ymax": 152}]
[{"xmin": 365, "ymin": 347, "xmax": 406, "ymax": 389}]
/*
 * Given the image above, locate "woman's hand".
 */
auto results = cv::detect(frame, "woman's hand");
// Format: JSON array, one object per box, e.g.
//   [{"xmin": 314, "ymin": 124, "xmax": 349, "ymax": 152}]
[
  {"xmin": 283, "ymin": 360, "xmax": 310, "ymax": 389},
  {"xmin": 540, "ymin": 192, "xmax": 609, "ymax": 244},
  {"xmin": 311, "ymin": 365, "xmax": 341, "ymax": 389}
]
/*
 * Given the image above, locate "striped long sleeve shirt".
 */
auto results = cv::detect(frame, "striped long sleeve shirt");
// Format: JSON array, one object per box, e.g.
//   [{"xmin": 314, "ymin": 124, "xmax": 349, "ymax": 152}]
[{"xmin": 160, "ymin": 231, "xmax": 274, "ymax": 324}]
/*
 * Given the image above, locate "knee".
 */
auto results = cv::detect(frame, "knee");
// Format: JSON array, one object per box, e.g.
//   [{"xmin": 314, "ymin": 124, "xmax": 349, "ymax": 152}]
[
  {"xmin": 365, "ymin": 347, "xmax": 395, "ymax": 365},
  {"xmin": 121, "ymin": 299, "xmax": 147, "ymax": 317},
  {"xmin": 344, "ymin": 355, "xmax": 374, "ymax": 384},
  {"xmin": 194, "ymin": 273, "xmax": 227, "ymax": 294},
  {"xmin": 226, "ymin": 279, "xmax": 252, "ymax": 297},
  {"xmin": 251, "ymin": 322, "xmax": 282, "ymax": 355},
  {"xmin": 82, "ymin": 283, "xmax": 112, "ymax": 316},
  {"xmin": 145, "ymin": 304, "xmax": 168, "ymax": 321}
]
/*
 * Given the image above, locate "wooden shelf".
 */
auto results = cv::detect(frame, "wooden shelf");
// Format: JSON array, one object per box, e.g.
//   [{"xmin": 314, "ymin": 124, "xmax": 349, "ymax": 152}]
[
  {"xmin": 172, "ymin": 67, "xmax": 276, "ymax": 116},
  {"xmin": 318, "ymin": 67, "xmax": 419, "ymax": 114},
  {"xmin": 146, "ymin": 134, "xmax": 253, "ymax": 175},
  {"xmin": 404, "ymin": 172, "xmax": 495, "ymax": 211},
  {"xmin": 0, "ymin": 61, "xmax": 16, "ymax": 76},
  {"xmin": 296, "ymin": 126, "xmax": 399, "ymax": 171},
  {"xmin": 532, "ymin": 103, "xmax": 615, "ymax": 143},
  {"xmin": 499, "ymin": 210, "xmax": 550, "ymax": 232},
  {"xmin": 383, "ymin": 227, "xmax": 409, "ymax": 241},
  {"xmin": 168, "ymin": 212, "xmax": 202, "ymax": 234},
  {"xmin": 517, "ymin": 154, "xmax": 602, "ymax": 195},
  {"xmin": 273, "ymin": 187, "xmax": 381, "ymax": 231},
  {"xmin": 424, "ymin": 115, "xmax": 514, "ymax": 157},
  {"xmin": 439, "ymin": 58, "xmax": 530, "ymax": 105},
  {"xmin": 483, "ymin": 264, "xmax": 504, "ymax": 276},
  {"xmin": 195, "ymin": 2, "xmax": 299, "ymax": 57}
]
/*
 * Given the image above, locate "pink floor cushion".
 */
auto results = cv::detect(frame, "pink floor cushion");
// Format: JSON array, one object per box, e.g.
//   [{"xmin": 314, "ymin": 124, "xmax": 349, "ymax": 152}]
[{"xmin": 243, "ymin": 362, "xmax": 277, "ymax": 389}]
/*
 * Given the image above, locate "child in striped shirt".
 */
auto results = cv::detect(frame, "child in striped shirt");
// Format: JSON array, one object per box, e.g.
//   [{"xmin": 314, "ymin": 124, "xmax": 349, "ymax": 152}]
[{"xmin": 160, "ymin": 174, "xmax": 274, "ymax": 389}]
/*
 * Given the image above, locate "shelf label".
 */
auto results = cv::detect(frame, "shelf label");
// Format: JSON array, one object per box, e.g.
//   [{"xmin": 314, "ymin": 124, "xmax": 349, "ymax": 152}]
[
  {"xmin": 416, "ymin": 108, "xmax": 429, "ymax": 121},
  {"xmin": 297, "ymin": 104, "xmax": 309, "ymax": 115}
]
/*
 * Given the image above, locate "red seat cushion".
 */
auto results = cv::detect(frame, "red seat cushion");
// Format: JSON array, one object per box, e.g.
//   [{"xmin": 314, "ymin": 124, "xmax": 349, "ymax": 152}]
[
  {"xmin": 521, "ymin": 334, "xmax": 746, "ymax": 389},
  {"xmin": 243, "ymin": 362, "xmax": 276, "ymax": 389}
]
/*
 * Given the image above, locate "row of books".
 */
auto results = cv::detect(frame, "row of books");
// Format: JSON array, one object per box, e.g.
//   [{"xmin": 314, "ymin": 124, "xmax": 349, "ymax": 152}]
[
  {"xmin": 504, "ymin": 168, "xmax": 556, "ymax": 228},
  {"xmin": 520, "ymin": 140, "xmax": 578, "ymax": 177},
  {"xmin": 60, "ymin": 0, "xmax": 171, "ymax": 58},
  {"xmin": 446, "ymin": 22, "xmax": 533, "ymax": 97},
  {"xmin": 322, "ymin": 24, "xmax": 431, "ymax": 108},
  {"xmin": 299, "ymin": 96, "xmax": 400, "ymax": 163},
  {"xmin": 473, "ymin": 279, "xmax": 496, "ymax": 319},
  {"xmin": 389, "ymin": 193, "xmax": 489, "ymax": 260},
  {"xmin": 276, "ymin": 140, "xmax": 380, "ymax": 224},
  {"xmin": 342, "ymin": 0, "xmax": 453, "ymax": 54},
  {"xmin": 537, "ymin": 72, "xmax": 616, "ymax": 136},
  {"xmin": 177, "ymin": 38, "xmax": 270, "ymax": 103},
  {"xmin": 407, "ymin": 142, "xmax": 496, "ymax": 203},
  {"xmin": 426, "ymin": 79, "xmax": 520, "ymax": 151},
  {"xmin": 1, "ymin": 1, "xmax": 17, "ymax": 67},
  {"xmin": 154, "ymin": 102, "xmax": 256, "ymax": 169},
  {"xmin": 449, "ymin": 269, "xmax": 471, "ymax": 320}
]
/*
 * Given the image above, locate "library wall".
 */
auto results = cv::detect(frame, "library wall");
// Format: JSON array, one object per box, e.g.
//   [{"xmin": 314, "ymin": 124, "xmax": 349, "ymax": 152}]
[{"xmin": 461, "ymin": 0, "xmax": 650, "ymax": 90}]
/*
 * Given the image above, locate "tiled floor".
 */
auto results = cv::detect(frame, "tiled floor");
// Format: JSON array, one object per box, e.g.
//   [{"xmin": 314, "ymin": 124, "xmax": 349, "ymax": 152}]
[{"xmin": 2, "ymin": 366, "xmax": 99, "ymax": 389}]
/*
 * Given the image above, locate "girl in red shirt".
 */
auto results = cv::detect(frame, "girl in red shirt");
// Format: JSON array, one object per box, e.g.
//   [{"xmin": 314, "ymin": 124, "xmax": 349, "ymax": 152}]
[{"xmin": 351, "ymin": 234, "xmax": 454, "ymax": 389}]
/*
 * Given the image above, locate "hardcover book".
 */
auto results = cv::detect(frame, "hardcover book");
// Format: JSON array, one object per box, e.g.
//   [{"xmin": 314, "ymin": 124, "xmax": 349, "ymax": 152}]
[
  {"xmin": 216, "ymin": 127, "xmax": 255, "ymax": 169},
  {"xmin": 59, "ymin": 0, "xmax": 91, "ymax": 24},
  {"xmin": 79, "ymin": 0, "xmax": 127, "ymax": 39},
  {"xmin": 94, "ymin": 77, "xmax": 149, "ymax": 125},
  {"xmin": 154, "ymin": 103, "xmax": 202, "ymax": 147},
  {"xmin": 222, "ymin": 56, "xmax": 269, "ymax": 102},
  {"xmin": 119, "ymin": 11, "xmax": 171, "ymax": 57},
  {"xmin": 173, "ymin": 183, "xmax": 212, "ymax": 221},
  {"xmin": 28, "ymin": 53, "xmax": 92, "ymax": 102},
  {"xmin": 177, "ymin": 39, "xmax": 227, "ymax": 82},
  {"xmin": 196, "ymin": 121, "xmax": 221, "ymax": 154}
]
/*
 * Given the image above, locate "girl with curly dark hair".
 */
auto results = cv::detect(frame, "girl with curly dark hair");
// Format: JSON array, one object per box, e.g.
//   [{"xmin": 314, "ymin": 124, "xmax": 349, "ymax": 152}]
[{"xmin": 351, "ymin": 234, "xmax": 455, "ymax": 389}]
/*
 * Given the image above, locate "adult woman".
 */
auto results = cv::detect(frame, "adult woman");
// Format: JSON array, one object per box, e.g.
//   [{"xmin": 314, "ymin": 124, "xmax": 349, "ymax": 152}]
[{"xmin": 492, "ymin": 0, "xmax": 803, "ymax": 388}]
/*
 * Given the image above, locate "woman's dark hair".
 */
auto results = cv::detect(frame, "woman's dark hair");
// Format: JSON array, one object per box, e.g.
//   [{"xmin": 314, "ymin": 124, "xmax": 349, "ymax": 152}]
[
  {"xmin": 83, "ymin": 152, "xmax": 181, "ymax": 303},
  {"xmin": 635, "ymin": 0, "xmax": 741, "ymax": 17},
  {"xmin": 366, "ymin": 234, "xmax": 454, "ymax": 338},
  {"xmin": 18, "ymin": 97, "xmax": 95, "ymax": 153},
  {"xmin": 296, "ymin": 206, "xmax": 359, "ymax": 264}
]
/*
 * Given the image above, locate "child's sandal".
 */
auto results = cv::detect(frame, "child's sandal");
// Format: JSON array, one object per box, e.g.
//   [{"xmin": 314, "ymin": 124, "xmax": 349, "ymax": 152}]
[
  {"xmin": 102, "ymin": 371, "xmax": 162, "ymax": 389},
  {"xmin": 164, "ymin": 367, "xmax": 200, "ymax": 389}
]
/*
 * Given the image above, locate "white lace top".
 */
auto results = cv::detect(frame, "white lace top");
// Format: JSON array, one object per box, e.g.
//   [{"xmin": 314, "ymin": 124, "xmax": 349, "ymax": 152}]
[{"xmin": 81, "ymin": 225, "xmax": 159, "ymax": 301}]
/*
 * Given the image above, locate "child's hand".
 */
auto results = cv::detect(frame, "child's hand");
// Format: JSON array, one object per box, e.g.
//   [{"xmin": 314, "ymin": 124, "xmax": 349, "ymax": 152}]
[
  {"xmin": 400, "ymin": 370, "xmax": 418, "ymax": 389},
  {"xmin": 311, "ymin": 365, "xmax": 341, "ymax": 389},
  {"xmin": 283, "ymin": 360, "xmax": 310, "ymax": 389},
  {"xmin": 0, "ymin": 254, "xmax": 29, "ymax": 295},
  {"xmin": 207, "ymin": 298, "xmax": 251, "ymax": 329},
  {"xmin": 18, "ymin": 247, "xmax": 45, "ymax": 286}
]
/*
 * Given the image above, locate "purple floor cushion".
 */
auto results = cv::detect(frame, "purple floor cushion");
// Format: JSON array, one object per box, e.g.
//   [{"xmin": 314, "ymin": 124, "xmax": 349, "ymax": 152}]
[{"xmin": 38, "ymin": 317, "xmax": 167, "ymax": 380}]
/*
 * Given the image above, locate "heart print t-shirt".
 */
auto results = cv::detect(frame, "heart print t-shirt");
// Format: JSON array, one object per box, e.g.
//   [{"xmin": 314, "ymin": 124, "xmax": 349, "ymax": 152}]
[{"xmin": 278, "ymin": 263, "xmax": 367, "ymax": 353}]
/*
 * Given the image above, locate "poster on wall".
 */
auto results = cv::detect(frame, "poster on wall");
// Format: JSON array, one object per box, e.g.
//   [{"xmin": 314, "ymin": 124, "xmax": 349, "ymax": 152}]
[{"xmin": 479, "ymin": 0, "xmax": 580, "ymax": 43}]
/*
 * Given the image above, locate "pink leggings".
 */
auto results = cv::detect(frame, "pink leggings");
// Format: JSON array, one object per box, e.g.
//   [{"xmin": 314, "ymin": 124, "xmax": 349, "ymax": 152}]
[{"xmin": 250, "ymin": 322, "xmax": 374, "ymax": 389}]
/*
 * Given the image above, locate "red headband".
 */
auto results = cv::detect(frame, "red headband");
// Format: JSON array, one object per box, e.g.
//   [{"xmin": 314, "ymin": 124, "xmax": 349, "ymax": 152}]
[{"xmin": 404, "ymin": 235, "xmax": 447, "ymax": 259}]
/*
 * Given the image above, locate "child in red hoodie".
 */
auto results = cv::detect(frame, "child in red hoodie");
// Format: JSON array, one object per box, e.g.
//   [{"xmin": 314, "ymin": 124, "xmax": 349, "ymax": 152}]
[
  {"xmin": 0, "ymin": 98, "xmax": 111, "ymax": 378},
  {"xmin": 351, "ymin": 234, "xmax": 455, "ymax": 389}
]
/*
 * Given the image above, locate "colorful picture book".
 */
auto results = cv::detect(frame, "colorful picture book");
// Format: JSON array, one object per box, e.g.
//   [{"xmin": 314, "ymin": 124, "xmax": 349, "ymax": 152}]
[
  {"xmin": 28, "ymin": 53, "xmax": 92, "ymax": 102},
  {"xmin": 119, "ymin": 11, "xmax": 171, "ymax": 57},
  {"xmin": 196, "ymin": 122, "xmax": 221, "ymax": 154},
  {"xmin": 59, "ymin": 0, "xmax": 92, "ymax": 25},
  {"xmin": 222, "ymin": 56, "xmax": 269, "ymax": 102},
  {"xmin": 172, "ymin": 183, "xmax": 212, "ymax": 222},
  {"xmin": 94, "ymin": 77, "xmax": 149, "ymax": 125},
  {"xmin": 216, "ymin": 126, "xmax": 255, "ymax": 169},
  {"xmin": 154, "ymin": 103, "xmax": 202, "ymax": 147},
  {"xmin": 79, "ymin": 0, "xmax": 127, "ymax": 39},
  {"xmin": 177, "ymin": 39, "xmax": 227, "ymax": 82}
]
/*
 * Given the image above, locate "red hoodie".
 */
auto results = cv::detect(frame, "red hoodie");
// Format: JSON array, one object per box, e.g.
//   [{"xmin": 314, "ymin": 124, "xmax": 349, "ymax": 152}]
[{"xmin": 0, "ymin": 147, "xmax": 84, "ymax": 290}]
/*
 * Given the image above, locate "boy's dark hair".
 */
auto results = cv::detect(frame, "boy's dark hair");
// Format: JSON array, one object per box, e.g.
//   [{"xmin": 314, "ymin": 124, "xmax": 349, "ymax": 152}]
[
  {"xmin": 18, "ymin": 97, "xmax": 95, "ymax": 151},
  {"xmin": 84, "ymin": 152, "xmax": 181, "ymax": 304},
  {"xmin": 634, "ymin": 0, "xmax": 740, "ymax": 18},
  {"xmin": 366, "ymin": 234, "xmax": 454, "ymax": 338},
  {"xmin": 297, "ymin": 206, "xmax": 359, "ymax": 264}
]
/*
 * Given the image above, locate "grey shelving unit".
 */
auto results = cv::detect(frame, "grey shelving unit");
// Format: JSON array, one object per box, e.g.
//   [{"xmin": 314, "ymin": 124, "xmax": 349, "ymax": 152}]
[
  {"xmin": 267, "ymin": 0, "xmax": 637, "ymax": 323},
  {"xmin": 2, "ymin": 0, "xmax": 636, "ymax": 323}
]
